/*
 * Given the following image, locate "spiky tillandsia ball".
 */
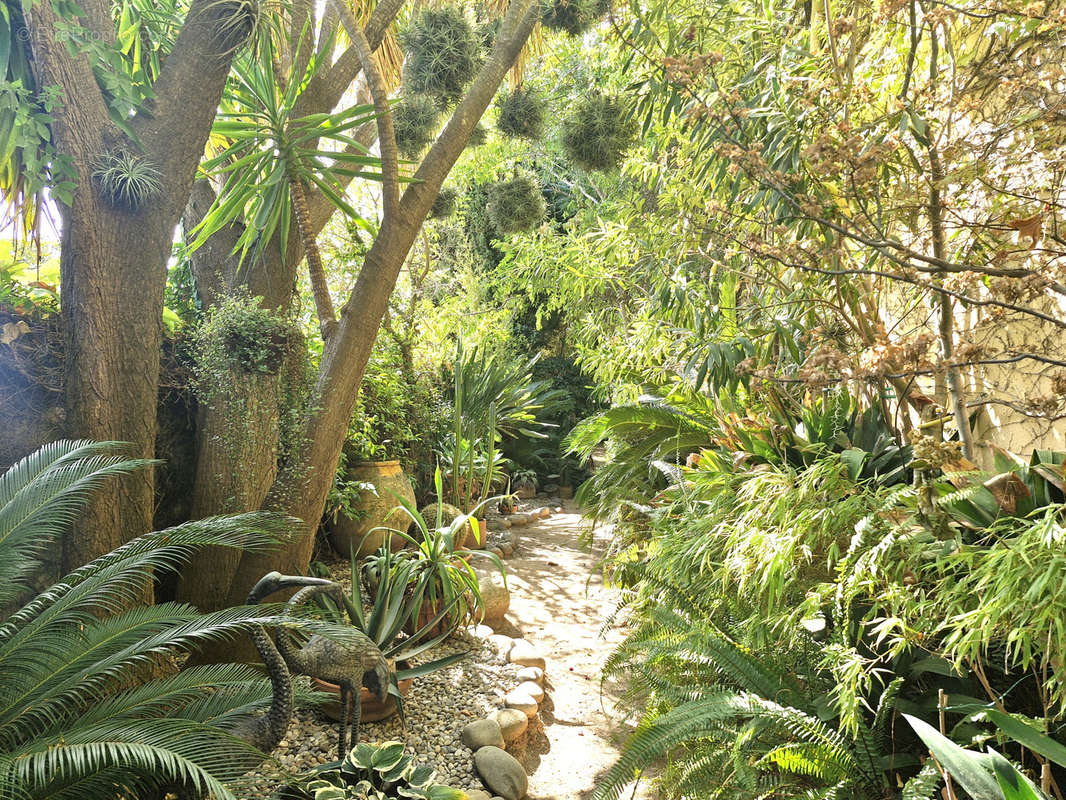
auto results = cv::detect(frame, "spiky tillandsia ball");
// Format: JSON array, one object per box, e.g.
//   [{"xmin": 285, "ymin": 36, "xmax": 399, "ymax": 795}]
[
  {"xmin": 204, "ymin": 0, "xmax": 264, "ymax": 54},
  {"xmin": 393, "ymin": 93, "xmax": 442, "ymax": 158},
  {"xmin": 91, "ymin": 151, "xmax": 162, "ymax": 211},
  {"xmin": 486, "ymin": 172, "xmax": 546, "ymax": 234},
  {"xmin": 401, "ymin": 6, "xmax": 481, "ymax": 104},
  {"xmin": 466, "ymin": 123, "xmax": 489, "ymax": 150},
  {"xmin": 496, "ymin": 86, "xmax": 547, "ymax": 140},
  {"xmin": 428, "ymin": 187, "xmax": 458, "ymax": 220},
  {"xmin": 541, "ymin": 0, "xmax": 610, "ymax": 35},
  {"xmin": 561, "ymin": 93, "xmax": 636, "ymax": 171}
]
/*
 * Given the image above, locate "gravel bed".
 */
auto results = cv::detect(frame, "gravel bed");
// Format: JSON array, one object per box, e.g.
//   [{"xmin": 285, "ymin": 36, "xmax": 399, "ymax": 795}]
[{"xmin": 235, "ymin": 618, "xmax": 523, "ymax": 797}]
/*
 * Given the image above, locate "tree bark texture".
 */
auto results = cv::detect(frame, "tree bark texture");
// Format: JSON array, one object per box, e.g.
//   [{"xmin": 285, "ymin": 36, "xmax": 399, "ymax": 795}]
[{"xmin": 26, "ymin": 0, "xmax": 242, "ymax": 571}]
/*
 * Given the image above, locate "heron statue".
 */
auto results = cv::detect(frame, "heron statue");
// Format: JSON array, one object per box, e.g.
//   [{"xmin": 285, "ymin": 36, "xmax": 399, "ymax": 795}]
[{"xmin": 275, "ymin": 581, "xmax": 393, "ymax": 759}]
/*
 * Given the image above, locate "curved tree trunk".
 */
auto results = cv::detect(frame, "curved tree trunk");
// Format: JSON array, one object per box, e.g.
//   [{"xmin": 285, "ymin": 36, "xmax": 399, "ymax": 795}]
[{"xmin": 220, "ymin": 0, "xmax": 541, "ymax": 609}]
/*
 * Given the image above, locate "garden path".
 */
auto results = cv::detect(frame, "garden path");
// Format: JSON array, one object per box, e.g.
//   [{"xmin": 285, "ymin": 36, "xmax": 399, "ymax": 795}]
[{"xmin": 493, "ymin": 503, "xmax": 655, "ymax": 800}]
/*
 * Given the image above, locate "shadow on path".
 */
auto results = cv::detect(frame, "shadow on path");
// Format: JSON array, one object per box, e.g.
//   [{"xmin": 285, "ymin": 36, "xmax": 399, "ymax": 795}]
[{"xmin": 490, "ymin": 504, "xmax": 655, "ymax": 800}]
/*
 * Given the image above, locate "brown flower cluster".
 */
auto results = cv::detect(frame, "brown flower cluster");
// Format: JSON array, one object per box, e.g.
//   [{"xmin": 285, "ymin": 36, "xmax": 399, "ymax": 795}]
[
  {"xmin": 857, "ymin": 334, "xmax": 935, "ymax": 378},
  {"xmin": 909, "ymin": 432, "xmax": 962, "ymax": 468},
  {"xmin": 662, "ymin": 53, "xmax": 723, "ymax": 86}
]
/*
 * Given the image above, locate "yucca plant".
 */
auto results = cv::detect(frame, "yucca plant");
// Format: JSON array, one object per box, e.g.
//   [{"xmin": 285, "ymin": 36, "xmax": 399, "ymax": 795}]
[
  {"xmin": 0, "ymin": 440, "xmax": 304, "ymax": 799},
  {"xmin": 190, "ymin": 33, "xmax": 381, "ymax": 337}
]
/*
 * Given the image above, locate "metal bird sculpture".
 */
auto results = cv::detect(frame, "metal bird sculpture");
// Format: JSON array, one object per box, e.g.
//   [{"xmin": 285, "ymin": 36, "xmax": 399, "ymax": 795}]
[
  {"xmin": 276, "ymin": 581, "xmax": 393, "ymax": 759},
  {"xmin": 225, "ymin": 571, "xmax": 335, "ymax": 754}
]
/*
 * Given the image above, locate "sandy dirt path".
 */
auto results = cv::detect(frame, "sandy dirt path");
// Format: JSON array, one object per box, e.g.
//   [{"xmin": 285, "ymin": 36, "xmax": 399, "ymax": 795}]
[{"xmin": 492, "ymin": 503, "xmax": 655, "ymax": 800}]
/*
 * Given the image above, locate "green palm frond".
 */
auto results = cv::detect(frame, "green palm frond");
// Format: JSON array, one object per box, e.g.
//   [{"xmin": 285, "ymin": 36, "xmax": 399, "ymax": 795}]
[
  {"xmin": 0, "ymin": 442, "xmax": 310, "ymax": 799},
  {"xmin": 0, "ymin": 440, "xmax": 155, "ymax": 608}
]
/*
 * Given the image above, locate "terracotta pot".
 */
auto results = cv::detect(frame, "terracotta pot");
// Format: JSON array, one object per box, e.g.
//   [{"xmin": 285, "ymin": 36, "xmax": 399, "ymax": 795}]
[
  {"xmin": 329, "ymin": 460, "xmax": 416, "ymax": 559},
  {"xmin": 312, "ymin": 667, "xmax": 413, "ymax": 723}
]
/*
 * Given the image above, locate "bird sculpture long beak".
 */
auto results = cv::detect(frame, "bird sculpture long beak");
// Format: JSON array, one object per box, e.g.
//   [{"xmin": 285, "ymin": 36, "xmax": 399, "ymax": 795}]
[{"xmin": 247, "ymin": 571, "xmax": 335, "ymax": 603}]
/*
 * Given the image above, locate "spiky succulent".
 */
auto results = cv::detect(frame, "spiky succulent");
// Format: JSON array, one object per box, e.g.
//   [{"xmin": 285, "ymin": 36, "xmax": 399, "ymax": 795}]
[
  {"xmin": 496, "ymin": 86, "xmax": 546, "ymax": 140},
  {"xmin": 91, "ymin": 151, "xmax": 162, "ymax": 210},
  {"xmin": 429, "ymin": 187, "xmax": 458, "ymax": 220},
  {"xmin": 205, "ymin": 0, "xmax": 265, "ymax": 54},
  {"xmin": 561, "ymin": 93, "xmax": 635, "ymax": 171},
  {"xmin": 486, "ymin": 173, "xmax": 546, "ymax": 234},
  {"xmin": 401, "ymin": 7, "xmax": 481, "ymax": 105},
  {"xmin": 466, "ymin": 123, "xmax": 489, "ymax": 149},
  {"xmin": 393, "ymin": 93, "xmax": 442, "ymax": 158},
  {"xmin": 541, "ymin": 0, "xmax": 609, "ymax": 35}
]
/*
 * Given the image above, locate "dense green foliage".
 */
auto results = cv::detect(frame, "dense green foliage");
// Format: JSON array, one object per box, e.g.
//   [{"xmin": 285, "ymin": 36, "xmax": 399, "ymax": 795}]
[{"xmin": 0, "ymin": 441, "xmax": 300, "ymax": 799}]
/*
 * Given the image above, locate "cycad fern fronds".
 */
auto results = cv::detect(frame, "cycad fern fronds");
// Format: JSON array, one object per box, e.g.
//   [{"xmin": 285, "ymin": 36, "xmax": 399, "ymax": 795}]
[{"xmin": 0, "ymin": 441, "xmax": 301, "ymax": 800}]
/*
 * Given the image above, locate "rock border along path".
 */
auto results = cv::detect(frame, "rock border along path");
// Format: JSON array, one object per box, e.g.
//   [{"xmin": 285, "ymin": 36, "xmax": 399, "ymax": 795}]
[{"xmin": 484, "ymin": 501, "xmax": 652, "ymax": 800}]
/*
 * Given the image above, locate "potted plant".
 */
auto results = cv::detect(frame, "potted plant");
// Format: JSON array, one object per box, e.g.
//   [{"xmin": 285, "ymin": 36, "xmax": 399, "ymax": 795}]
[
  {"xmin": 308, "ymin": 542, "xmax": 468, "ymax": 723},
  {"xmin": 380, "ymin": 470, "xmax": 507, "ymax": 636},
  {"xmin": 284, "ymin": 740, "xmax": 465, "ymax": 799},
  {"xmin": 497, "ymin": 485, "xmax": 517, "ymax": 515},
  {"xmin": 326, "ymin": 449, "xmax": 417, "ymax": 560},
  {"xmin": 510, "ymin": 467, "xmax": 538, "ymax": 499}
]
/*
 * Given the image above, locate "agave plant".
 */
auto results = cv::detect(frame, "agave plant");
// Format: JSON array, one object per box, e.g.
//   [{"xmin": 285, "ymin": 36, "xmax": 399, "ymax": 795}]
[{"xmin": 0, "ymin": 440, "xmax": 303, "ymax": 799}]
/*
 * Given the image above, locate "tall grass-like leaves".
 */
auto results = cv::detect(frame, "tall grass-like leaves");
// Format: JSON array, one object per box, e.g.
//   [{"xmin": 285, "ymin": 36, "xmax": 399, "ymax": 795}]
[{"xmin": 0, "ymin": 441, "xmax": 302, "ymax": 799}]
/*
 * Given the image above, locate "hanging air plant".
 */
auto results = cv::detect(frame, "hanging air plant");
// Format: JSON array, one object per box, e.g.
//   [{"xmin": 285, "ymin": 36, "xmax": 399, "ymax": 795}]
[
  {"xmin": 466, "ymin": 124, "xmax": 489, "ymax": 150},
  {"xmin": 541, "ymin": 0, "xmax": 609, "ymax": 36},
  {"xmin": 91, "ymin": 151, "xmax": 162, "ymax": 211},
  {"xmin": 402, "ymin": 6, "xmax": 481, "ymax": 105},
  {"xmin": 393, "ymin": 93, "xmax": 442, "ymax": 158},
  {"xmin": 429, "ymin": 187, "xmax": 458, "ymax": 220},
  {"xmin": 476, "ymin": 18, "xmax": 500, "ymax": 52},
  {"xmin": 208, "ymin": 0, "xmax": 266, "ymax": 54},
  {"xmin": 561, "ymin": 93, "xmax": 635, "ymax": 172},
  {"xmin": 486, "ymin": 173, "xmax": 546, "ymax": 234},
  {"xmin": 496, "ymin": 87, "xmax": 546, "ymax": 140}
]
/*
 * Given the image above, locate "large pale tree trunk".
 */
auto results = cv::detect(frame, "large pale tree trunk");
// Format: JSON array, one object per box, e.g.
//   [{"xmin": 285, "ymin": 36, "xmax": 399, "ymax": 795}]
[{"xmin": 26, "ymin": 0, "xmax": 243, "ymax": 571}]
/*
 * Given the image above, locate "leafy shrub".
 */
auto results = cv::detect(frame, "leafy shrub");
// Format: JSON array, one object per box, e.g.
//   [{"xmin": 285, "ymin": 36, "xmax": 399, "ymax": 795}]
[
  {"xmin": 486, "ymin": 173, "xmax": 546, "ymax": 234},
  {"xmin": 496, "ymin": 86, "xmax": 546, "ymax": 139},
  {"xmin": 541, "ymin": 0, "xmax": 609, "ymax": 35},
  {"xmin": 0, "ymin": 441, "xmax": 297, "ymax": 799},
  {"xmin": 393, "ymin": 93, "xmax": 441, "ymax": 158},
  {"xmin": 401, "ymin": 6, "xmax": 480, "ymax": 104},
  {"xmin": 193, "ymin": 291, "xmax": 291, "ymax": 381},
  {"xmin": 561, "ymin": 93, "xmax": 635, "ymax": 171}
]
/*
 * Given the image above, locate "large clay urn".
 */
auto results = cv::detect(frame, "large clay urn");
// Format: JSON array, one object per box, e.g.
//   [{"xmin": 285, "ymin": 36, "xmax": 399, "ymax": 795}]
[{"xmin": 329, "ymin": 460, "xmax": 416, "ymax": 559}]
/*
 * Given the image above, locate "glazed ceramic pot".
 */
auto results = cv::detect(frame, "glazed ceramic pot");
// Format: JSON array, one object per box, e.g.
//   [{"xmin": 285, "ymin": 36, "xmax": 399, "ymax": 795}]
[
  {"xmin": 329, "ymin": 460, "xmax": 416, "ymax": 559},
  {"xmin": 312, "ymin": 662, "xmax": 413, "ymax": 723}
]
